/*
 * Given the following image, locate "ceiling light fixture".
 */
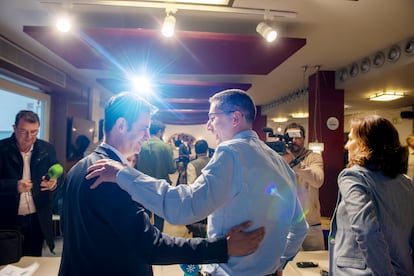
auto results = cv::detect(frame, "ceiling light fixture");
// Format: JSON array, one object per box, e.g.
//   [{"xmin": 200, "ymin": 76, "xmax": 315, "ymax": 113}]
[
  {"xmin": 162, "ymin": 8, "xmax": 177, "ymax": 38},
  {"xmin": 368, "ymin": 91, "xmax": 405, "ymax": 101},
  {"xmin": 309, "ymin": 65, "xmax": 324, "ymax": 153},
  {"xmin": 272, "ymin": 117, "xmax": 288, "ymax": 123},
  {"xmin": 291, "ymin": 112, "xmax": 309, "ymax": 119},
  {"xmin": 256, "ymin": 22, "xmax": 277, "ymax": 42}
]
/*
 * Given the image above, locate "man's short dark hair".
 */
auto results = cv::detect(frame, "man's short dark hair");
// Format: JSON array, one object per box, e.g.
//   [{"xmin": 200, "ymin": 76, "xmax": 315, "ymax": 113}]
[
  {"xmin": 149, "ymin": 120, "xmax": 166, "ymax": 135},
  {"xmin": 14, "ymin": 110, "xmax": 40, "ymax": 126},
  {"xmin": 194, "ymin": 139, "xmax": 209, "ymax": 155},
  {"xmin": 209, "ymin": 89, "xmax": 256, "ymax": 122},
  {"xmin": 104, "ymin": 92, "xmax": 154, "ymax": 134}
]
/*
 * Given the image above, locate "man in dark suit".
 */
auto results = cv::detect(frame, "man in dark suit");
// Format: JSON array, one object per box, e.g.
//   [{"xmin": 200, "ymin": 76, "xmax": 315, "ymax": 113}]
[
  {"xmin": 0, "ymin": 110, "xmax": 60, "ymax": 256},
  {"xmin": 58, "ymin": 92, "xmax": 264, "ymax": 276}
]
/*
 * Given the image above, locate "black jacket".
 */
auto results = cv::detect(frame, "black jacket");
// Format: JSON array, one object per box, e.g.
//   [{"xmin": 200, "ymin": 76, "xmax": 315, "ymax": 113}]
[
  {"xmin": 0, "ymin": 134, "xmax": 59, "ymax": 252},
  {"xmin": 58, "ymin": 145, "xmax": 228, "ymax": 276}
]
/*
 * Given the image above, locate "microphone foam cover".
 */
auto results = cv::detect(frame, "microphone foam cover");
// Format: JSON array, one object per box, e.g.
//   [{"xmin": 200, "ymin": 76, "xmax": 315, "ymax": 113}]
[{"xmin": 48, "ymin": 163, "xmax": 64, "ymax": 179}]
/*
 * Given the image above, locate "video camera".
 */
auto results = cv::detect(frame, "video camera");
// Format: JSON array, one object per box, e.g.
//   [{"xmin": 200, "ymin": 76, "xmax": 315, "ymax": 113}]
[{"xmin": 263, "ymin": 127, "xmax": 301, "ymax": 155}]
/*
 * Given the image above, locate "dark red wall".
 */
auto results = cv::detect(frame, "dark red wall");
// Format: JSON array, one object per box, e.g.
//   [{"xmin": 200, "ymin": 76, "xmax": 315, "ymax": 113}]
[{"xmin": 308, "ymin": 71, "xmax": 344, "ymax": 217}]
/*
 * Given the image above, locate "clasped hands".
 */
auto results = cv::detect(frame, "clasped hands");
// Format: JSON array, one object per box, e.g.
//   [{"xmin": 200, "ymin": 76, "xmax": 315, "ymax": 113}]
[{"xmin": 18, "ymin": 177, "xmax": 57, "ymax": 193}]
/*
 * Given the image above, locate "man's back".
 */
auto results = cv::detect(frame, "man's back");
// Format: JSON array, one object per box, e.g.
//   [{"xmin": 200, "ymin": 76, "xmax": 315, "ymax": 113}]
[
  {"xmin": 187, "ymin": 156, "xmax": 211, "ymax": 184},
  {"xmin": 202, "ymin": 130, "xmax": 307, "ymax": 275},
  {"xmin": 60, "ymin": 146, "xmax": 228, "ymax": 276},
  {"xmin": 59, "ymin": 147, "xmax": 155, "ymax": 275},
  {"xmin": 137, "ymin": 137, "xmax": 176, "ymax": 184},
  {"xmin": 116, "ymin": 130, "xmax": 308, "ymax": 275}
]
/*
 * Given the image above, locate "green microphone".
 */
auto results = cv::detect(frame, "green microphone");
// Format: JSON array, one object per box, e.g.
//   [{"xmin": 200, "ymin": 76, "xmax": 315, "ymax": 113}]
[{"xmin": 45, "ymin": 163, "xmax": 64, "ymax": 180}]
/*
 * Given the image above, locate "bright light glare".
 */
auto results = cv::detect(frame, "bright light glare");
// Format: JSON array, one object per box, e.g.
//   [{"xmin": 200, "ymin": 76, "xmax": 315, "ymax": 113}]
[
  {"xmin": 56, "ymin": 16, "xmax": 71, "ymax": 33},
  {"xmin": 131, "ymin": 76, "xmax": 152, "ymax": 93},
  {"xmin": 265, "ymin": 30, "xmax": 278, "ymax": 42}
]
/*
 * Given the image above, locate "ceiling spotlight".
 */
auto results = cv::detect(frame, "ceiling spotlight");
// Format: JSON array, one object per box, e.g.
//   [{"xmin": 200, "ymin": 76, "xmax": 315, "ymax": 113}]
[
  {"xmin": 350, "ymin": 62, "xmax": 359, "ymax": 77},
  {"xmin": 360, "ymin": 58, "xmax": 371, "ymax": 73},
  {"xmin": 256, "ymin": 22, "xmax": 277, "ymax": 42},
  {"xmin": 338, "ymin": 68, "xmax": 349, "ymax": 82},
  {"xmin": 387, "ymin": 45, "xmax": 401, "ymax": 62},
  {"xmin": 56, "ymin": 14, "xmax": 71, "ymax": 32},
  {"xmin": 404, "ymin": 38, "xmax": 414, "ymax": 55},
  {"xmin": 162, "ymin": 13, "xmax": 176, "ymax": 38}
]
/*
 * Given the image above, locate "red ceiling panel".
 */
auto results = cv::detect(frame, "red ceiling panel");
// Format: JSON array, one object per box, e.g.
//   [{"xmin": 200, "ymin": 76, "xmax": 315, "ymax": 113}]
[
  {"xmin": 23, "ymin": 26, "xmax": 306, "ymax": 75},
  {"xmin": 22, "ymin": 25, "xmax": 306, "ymax": 125}
]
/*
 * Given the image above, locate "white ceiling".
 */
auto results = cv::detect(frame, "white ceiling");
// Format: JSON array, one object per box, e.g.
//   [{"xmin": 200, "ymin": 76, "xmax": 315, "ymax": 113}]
[{"xmin": 1, "ymin": 0, "xmax": 414, "ymax": 122}]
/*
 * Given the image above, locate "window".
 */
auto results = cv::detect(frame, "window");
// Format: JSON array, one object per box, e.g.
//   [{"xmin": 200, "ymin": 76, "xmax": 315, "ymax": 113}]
[{"xmin": 0, "ymin": 77, "xmax": 50, "ymax": 140}]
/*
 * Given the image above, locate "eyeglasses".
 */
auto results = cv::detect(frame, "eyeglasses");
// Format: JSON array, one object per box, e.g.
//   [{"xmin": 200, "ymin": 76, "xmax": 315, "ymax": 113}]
[
  {"xmin": 15, "ymin": 128, "xmax": 39, "ymax": 136},
  {"xmin": 208, "ymin": 111, "xmax": 236, "ymax": 122}
]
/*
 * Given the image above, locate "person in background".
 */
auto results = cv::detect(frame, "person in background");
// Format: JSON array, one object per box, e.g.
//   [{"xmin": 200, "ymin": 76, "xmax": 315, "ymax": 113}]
[
  {"xmin": 58, "ymin": 91, "xmax": 265, "ymax": 276},
  {"xmin": 187, "ymin": 139, "xmax": 210, "ymax": 184},
  {"xmin": 87, "ymin": 89, "xmax": 308, "ymax": 276},
  {"xmin": 282, "ymin": 122, "xmax": 325, "ymax": 251},
  {"xmin": 135, "ymin": 119, "xmax": 176, "ymax": 231},
  {"xmin": 0, "ymin": 110, "xmax": 60, "ymax": 256},
  {"xmin": 330, "ymin": 115, "xmax": 414, "ymax": 275},
  {"xmin": 179, "ymin": 135, "xmax": 192, "ymax": 165},
  {"xmin": 405, "ymin": 133, "xmax": 414, "ymax": 179},
  {"xmin": 185, "ymin": 139, "xmax": 211, "ymax": 238}
]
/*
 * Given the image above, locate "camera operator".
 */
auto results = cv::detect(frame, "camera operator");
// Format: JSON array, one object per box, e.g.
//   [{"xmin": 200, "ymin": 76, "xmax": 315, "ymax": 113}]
[{"xmin": 282, "ymin": 122, "xmax": 325, "ymax": 251}]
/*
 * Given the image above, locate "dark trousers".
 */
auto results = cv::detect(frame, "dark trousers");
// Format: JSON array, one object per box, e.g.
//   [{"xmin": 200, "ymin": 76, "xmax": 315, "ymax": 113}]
[{"xmin": 17, "ymin": 213, "xmax": 44, "ymax": 256}]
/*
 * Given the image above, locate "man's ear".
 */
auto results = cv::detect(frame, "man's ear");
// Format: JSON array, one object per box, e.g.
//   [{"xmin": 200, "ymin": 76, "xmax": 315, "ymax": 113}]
[
  {"xmin": 115, "ymin": 118, "xmax": 128, "ymax": 133},
  {"xmin": 232, "ymin": 111, "xmax": 244, "ymax": 126}
]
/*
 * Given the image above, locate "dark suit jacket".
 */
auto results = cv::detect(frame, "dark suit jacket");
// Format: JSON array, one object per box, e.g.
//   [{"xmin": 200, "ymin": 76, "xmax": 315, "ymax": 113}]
[
  {"xmin": 58, "ymin": 145, "xmax": 227, "ymax": 276},
  {"xmin": 0, "ymin": 134, "xmax": 59, "ymax": 252}
]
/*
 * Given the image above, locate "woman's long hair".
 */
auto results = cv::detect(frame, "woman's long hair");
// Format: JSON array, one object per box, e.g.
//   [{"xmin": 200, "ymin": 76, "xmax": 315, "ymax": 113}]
[{"xmin": 347, "ymin": 115, "xmax": 408, "ymax": 178}]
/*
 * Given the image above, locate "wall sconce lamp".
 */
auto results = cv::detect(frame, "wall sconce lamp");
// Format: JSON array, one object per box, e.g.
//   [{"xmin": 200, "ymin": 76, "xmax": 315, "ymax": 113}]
[
  {"xmin": 256, "ymin": 22, "xmax": 277, "ymax": 42},
  {"xmin": 162, "ymin": 8, "xmax": 177, "ymax": 38},
  {"xmin": 368, "ymin": 91, "xmax": 405, "ymax": 101}
]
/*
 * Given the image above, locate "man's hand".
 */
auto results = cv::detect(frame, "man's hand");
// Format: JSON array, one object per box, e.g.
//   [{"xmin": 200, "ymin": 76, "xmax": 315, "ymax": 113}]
[
  {"xmin": 226, "ymin": 221, "xmax": 265, "ymax": 256},
  {"xmin": 86, "ymin": 159, "xmax": 126, "ymax": 189},
  {"xmin": 17, "ymin": 179, "xmax": 32, "ymax": 193},
  {"xmin": 40, "ymin": 177, "xmax": 57, "ymax": 191}
]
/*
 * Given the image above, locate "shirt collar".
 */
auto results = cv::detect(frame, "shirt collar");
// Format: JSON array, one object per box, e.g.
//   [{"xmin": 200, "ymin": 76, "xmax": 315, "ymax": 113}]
[
  {"xmin": 100, "ymin": 142, "xmax": 129, "ymax": 165},
  {"xmin": 232, "ymin": 129, "xmax": 257, "ymax": 140}
]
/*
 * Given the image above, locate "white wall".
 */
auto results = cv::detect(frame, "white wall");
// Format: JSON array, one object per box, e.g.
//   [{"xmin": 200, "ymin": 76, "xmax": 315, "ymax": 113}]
[{"xmin": 344, "ymin": 106, "xmax": 414, "ymax": 145}]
